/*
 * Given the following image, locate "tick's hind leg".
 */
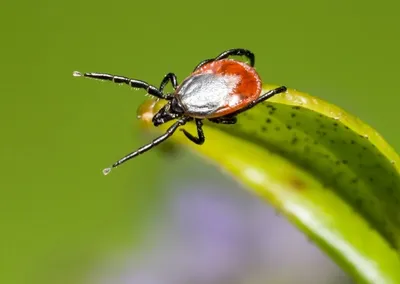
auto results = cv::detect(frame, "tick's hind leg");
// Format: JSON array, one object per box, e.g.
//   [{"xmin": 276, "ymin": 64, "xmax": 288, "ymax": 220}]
[
  {"xmin": 180, "ymin": 119, "xmax": 205, "ymax": 145},
  {"xmin": 193, "ymin": 48, "xmax": 255, "ymax": 71},
  {"xmin": 226, "ymin": 86, "xmax": 287, "ymax": 117},
  {"xmin": 214, "ymin": 49, "xmax": 255, "ymax": 67},
  {"xmin": 193, "ymin": 59, "xmax": 214, "ymax": 72},
  {"xmin": 208, "ymin": 117, "xmax": 237, "ymax": 124}
]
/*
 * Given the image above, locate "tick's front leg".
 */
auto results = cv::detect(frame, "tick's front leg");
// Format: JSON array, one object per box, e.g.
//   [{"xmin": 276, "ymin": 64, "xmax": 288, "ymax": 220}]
[{"xmin": 180, "ymin": 119, "xmax": 205, "ymax": 145}]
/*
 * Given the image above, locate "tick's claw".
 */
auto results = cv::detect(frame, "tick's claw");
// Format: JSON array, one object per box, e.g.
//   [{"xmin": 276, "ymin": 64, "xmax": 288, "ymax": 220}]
[{"xmin": 103, "ymin": 167, "xmax": 112, "ymax": 175}]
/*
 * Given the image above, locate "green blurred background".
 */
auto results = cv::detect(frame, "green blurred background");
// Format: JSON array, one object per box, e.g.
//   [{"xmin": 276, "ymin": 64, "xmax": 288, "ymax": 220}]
[{"xmin": 1, "ymin": 0, "xmax": 399, "ymax": 283}]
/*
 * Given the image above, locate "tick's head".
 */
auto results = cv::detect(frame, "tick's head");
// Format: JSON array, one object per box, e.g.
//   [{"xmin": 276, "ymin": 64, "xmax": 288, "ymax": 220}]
[{"xmin": 152, "ymin": 98, "xmax": 185, "ymax": 126}]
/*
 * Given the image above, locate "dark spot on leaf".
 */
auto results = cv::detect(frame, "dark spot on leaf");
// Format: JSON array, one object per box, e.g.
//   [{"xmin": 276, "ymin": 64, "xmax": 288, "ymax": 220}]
[
  {"xmin": 322, "ymin": 182, "xmax": 330, "ymax": 188},
  {"xmin": 266, "ymin": 104, "xmax": 273, "ymax": 109},
  {"xmin": 330, "ymin": 140, "xmax": 335, "ymax": 144},
  {"xmin": 319, "ymin": 114, "xmax": 323, "ymax": 118},
  {"xmin": 333, "ymin": 122, "xmax": 338, "ymax": 127},
  {"xmin": 345, "ymin": 126, "xmax": 349, "ymax": 130},
  {"xmin": 291, "ymin": 113, "xmax": 296, "ymax": 118},
  {"xmin": 351, "ymin": 178, "xmax": 358, "ymax": 184},
  {"xmin": 286, "ymin": 125, "xmax": 292, "ymax": 130},
  {"xmin": 342, "ymin": 160, "xmax": 348, "ymax": 164},
  {"xmin": 266, "ymin": 118, "xmax": 271, "ymax": 123},
  {"xmin": 292, "ymin": 106, "xmax": 301, "ymax": 110},
  {"xmin": 261, "ymin": 126, "xmax": 267, "ymax": 132},
  {"xmin": 269, "ymin": 110, "xmax": 274, "ymax": 115},
  {"xmin": 351, "ymin": 140, "xmax": 355, "ymax": 144},
  {"xmin": 278, "ymin": 149, "xmax": 287, "ymax": 155},
  {"xmin": 291, "ymin": 137, "xmax": 298, "ymax": 145},
  {"xmin": 369, "ymin": 177, "xmax": 374, "ymax": 183},
  {"xmin": 355, "ymin": 198, "xmax": 363, "ymax": 208},
  {"xmin": 290, "ymin": 177, "xmax": 306, "ymax": 190},
  {"xmin": 335, "ymin": 160, "xmax": 341, "ymax": 165}
]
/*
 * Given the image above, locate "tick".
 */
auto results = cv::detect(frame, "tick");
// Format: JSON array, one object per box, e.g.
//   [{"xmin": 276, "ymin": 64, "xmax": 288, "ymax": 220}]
[{"xmin": 74, "ymin": 48, "xmax": 287, "ymax": 175}]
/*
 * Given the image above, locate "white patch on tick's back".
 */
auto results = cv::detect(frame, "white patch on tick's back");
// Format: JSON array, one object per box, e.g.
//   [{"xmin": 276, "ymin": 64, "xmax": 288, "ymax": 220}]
[
  {"xmin": 228, "ymin": 94, "xmax": 242, "ymax": 107},
  {"xmin": 178, "ymin": 73, "xmax": 240, "ymax": 116}
]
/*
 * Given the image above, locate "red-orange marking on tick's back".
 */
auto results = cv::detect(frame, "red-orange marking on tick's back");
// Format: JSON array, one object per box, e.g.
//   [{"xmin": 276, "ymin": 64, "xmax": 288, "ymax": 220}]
[{"xmin": 193, "ymin": 59, "xmax": 262, "ymax": 117}]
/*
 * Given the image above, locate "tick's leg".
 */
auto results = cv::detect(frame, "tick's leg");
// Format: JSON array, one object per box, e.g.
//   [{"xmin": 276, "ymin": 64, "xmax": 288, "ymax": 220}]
[
  {"xmin": 193, "ymin": 48, "xmax": 255, "ymax": 71},
  {"xmin": 193, "ymin": 58, "xmax": 214, "ymax": 72},
  {"xmin": 159, "ymin": 73, "xmax": 178, "ymax": 92},
  {"xmin": 103, "ymin": 117, "xmax": 189, "ymax": 175},
  {"xmin": 214, "ymin": 49, "xmax": 255, "ymax": 67},
  {"xmin": 73, "ymin": 71, "xmax": 170, "ymax": 100},
  {"xmin": 208, "ymin": 117, "xmax": 237, "ymax": 124},
  {"xmin": 180, "ymin": 119, "xmax": 205, "ymax": 145},
  {"xmin": 228, "ymin": 86, "xmax": 287, "ymax": 117}
]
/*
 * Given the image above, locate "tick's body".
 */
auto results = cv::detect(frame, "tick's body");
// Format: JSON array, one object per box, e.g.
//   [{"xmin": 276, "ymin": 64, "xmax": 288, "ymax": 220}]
[
  {"xmin": 74, "ymin": 49, "xmax": 287, "ymax": 175},
  {"xmin": 177, "ymin": 59, "xmax": 262, "ymax": 118}
]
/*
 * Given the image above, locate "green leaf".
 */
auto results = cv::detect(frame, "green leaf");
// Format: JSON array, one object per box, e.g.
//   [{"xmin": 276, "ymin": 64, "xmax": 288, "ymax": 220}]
[{"xmin": 137, "ymin": 85, "xmax": 400, "ymax": 284}]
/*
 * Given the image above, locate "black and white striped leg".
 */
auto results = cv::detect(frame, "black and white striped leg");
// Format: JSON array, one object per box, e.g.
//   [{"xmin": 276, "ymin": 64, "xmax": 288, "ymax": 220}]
[
  {"xmin": 209, "ymin": 117, "xmax": 237, "ymax": 124},
  {"xmin": 193, "ymin": 48, "xmax": 255, "ymax": 72},
  {"xmin": 193, "ymin": 58, "xmax": 214, "ymax": 72},
  {"xmin": 103, "ymin": 117, "xmax": 190, "ymax": 175},
  {"xmin": 228, "ymin": 86, "xmax": 287, "ymax": 117},
  {"xmin": 214, "ymin": 49, "xmax": 255, "ymax": 66},
  {"xmin": 73, "ymin": 71, "xmax": 169, "ymax": 100},
  {"xmin": 180, "ymin": 119, "xmax": 205, "ymax": 145},
  {"xmin": 159, "ymin": 73, "xmax": 178, "ymax": 92}
]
